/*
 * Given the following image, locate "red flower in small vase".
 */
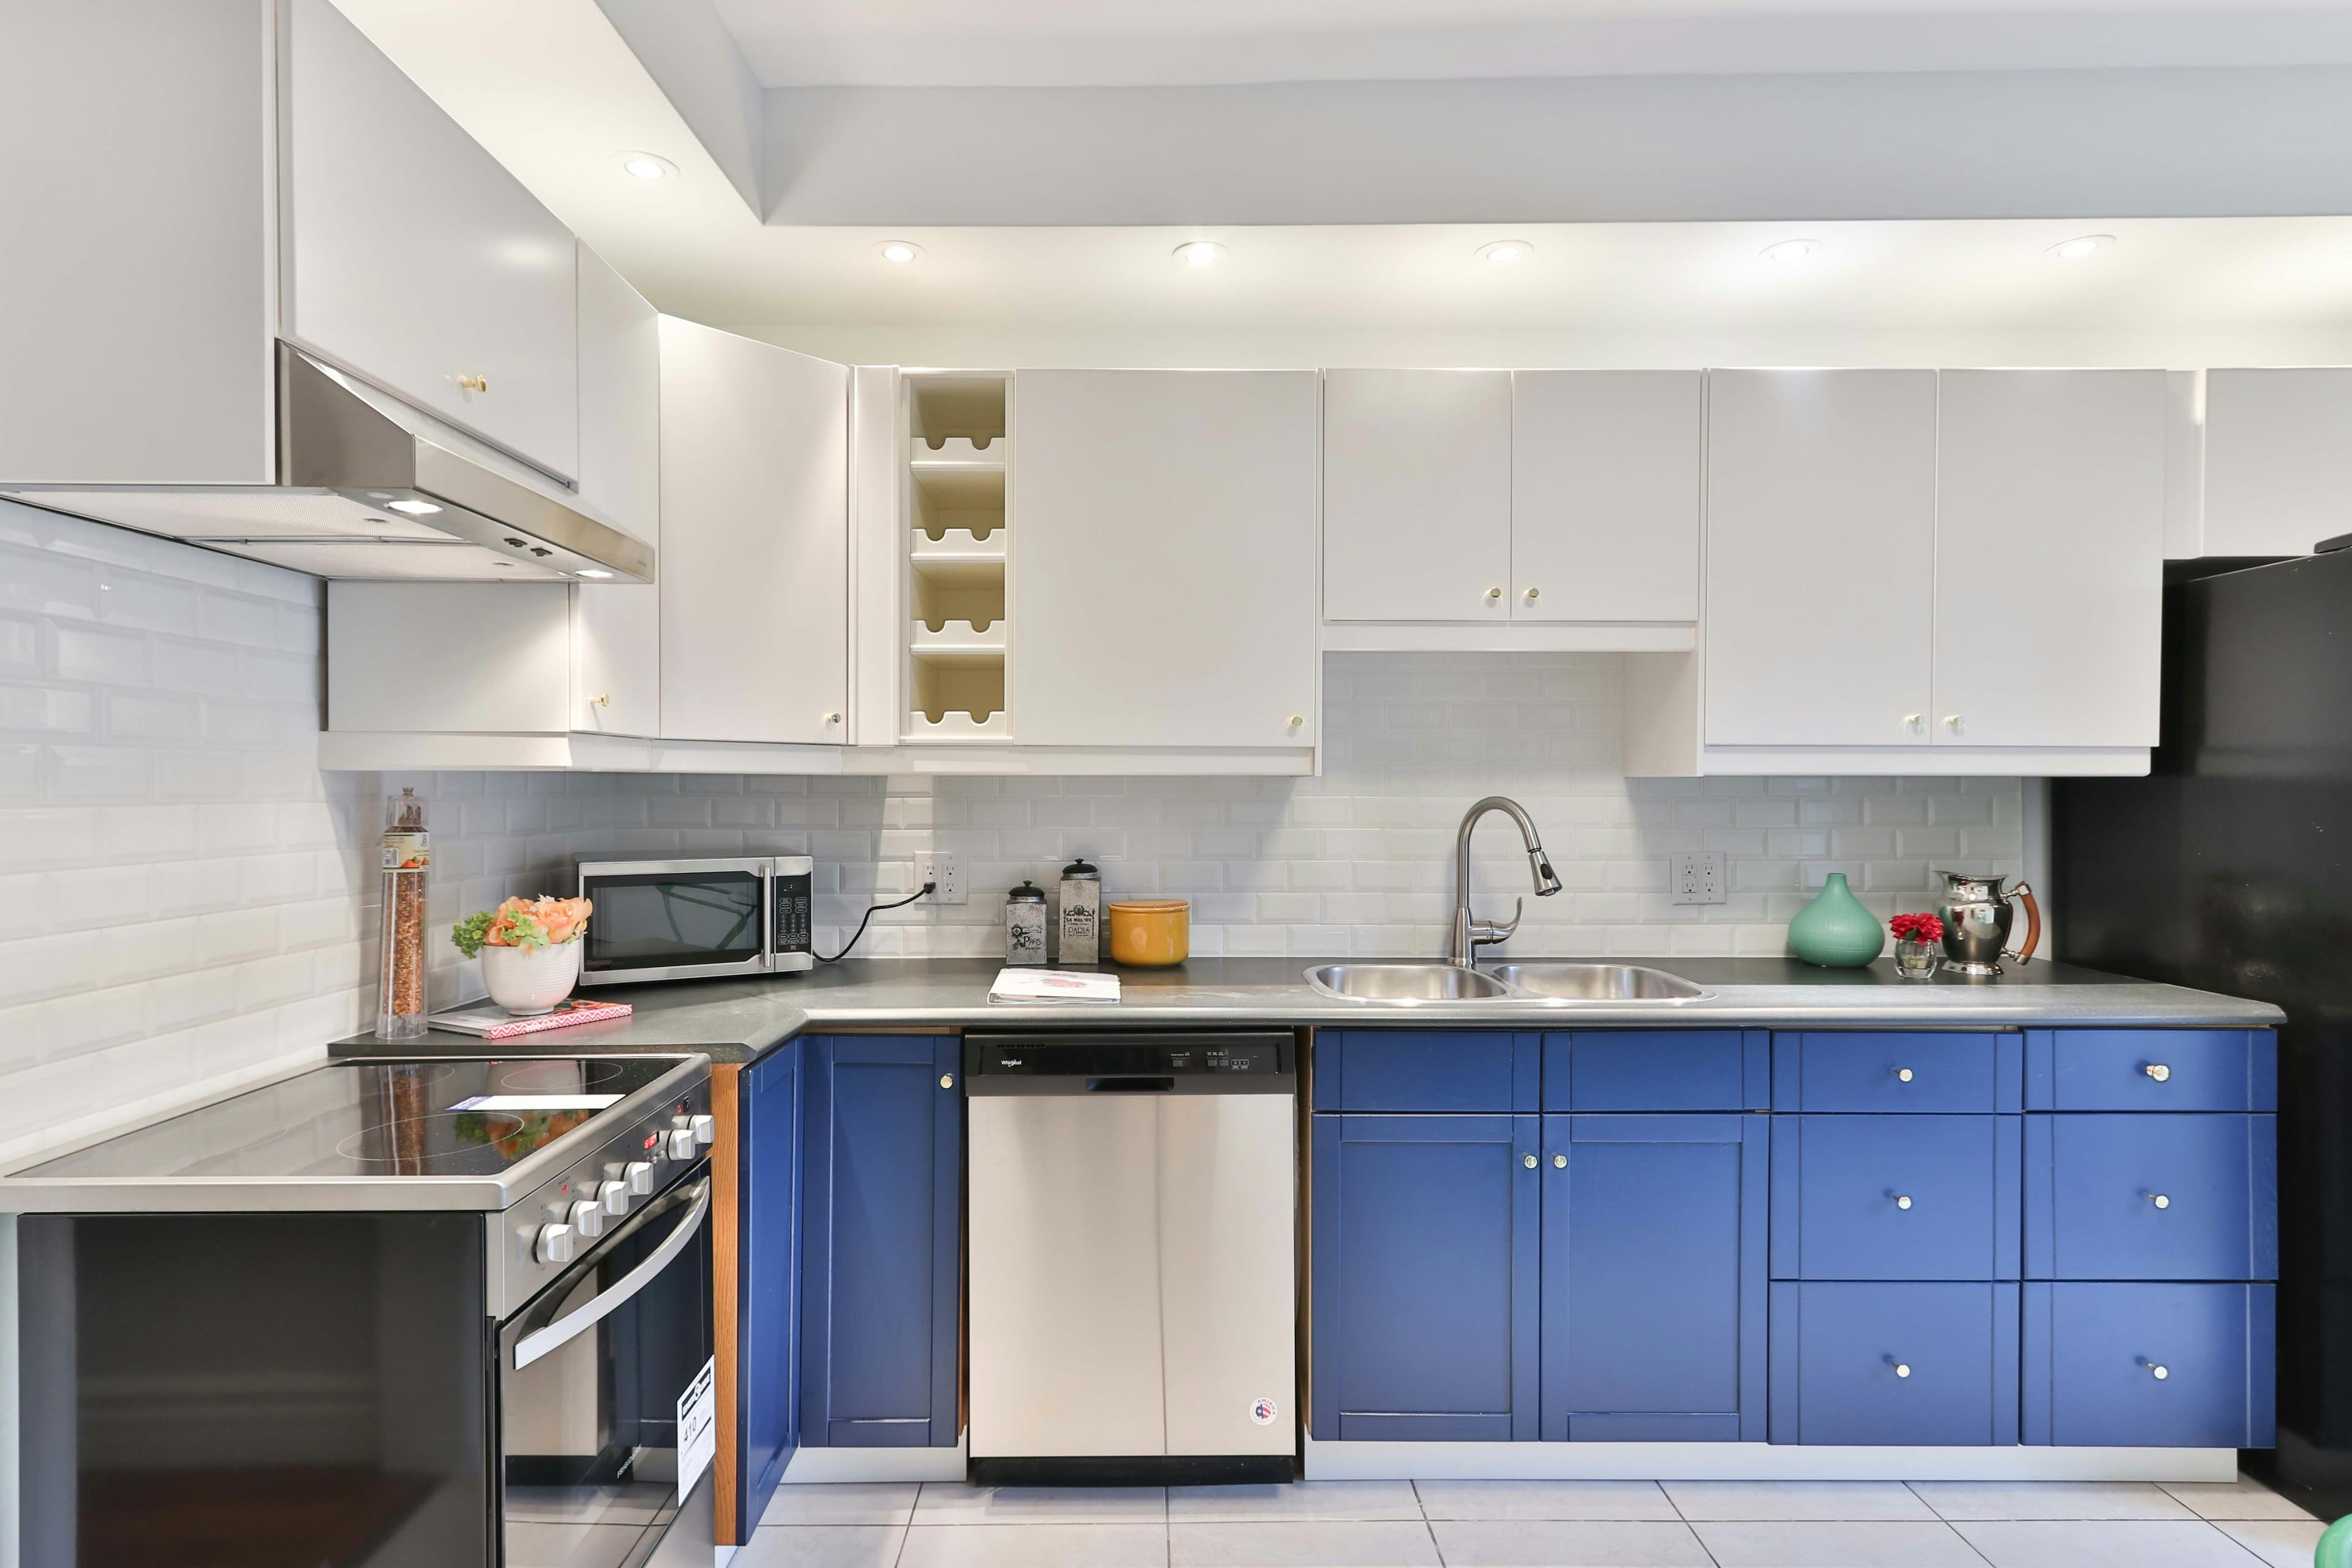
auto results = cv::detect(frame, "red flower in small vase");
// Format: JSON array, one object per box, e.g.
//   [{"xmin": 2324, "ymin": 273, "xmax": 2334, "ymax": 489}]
[{"xmin": 1889, "ymin": 913, "xmax": 1946, "ymax": 943}]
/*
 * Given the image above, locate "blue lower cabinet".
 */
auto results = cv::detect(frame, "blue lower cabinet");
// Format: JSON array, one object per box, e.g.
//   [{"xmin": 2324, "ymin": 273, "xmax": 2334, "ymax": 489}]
[
  {"xmin": 1314, "ymin": 1031, "xmax": 1540, "ymax": 1113},
  {"xmin": 799, "ymin": 1036, "xmax": 961, "ymax": 1448},
  {"xmin": 1769, "ymin": 1281, "xmax": 2021, "ymax": 1446},
  {"xmin": 2023, "ymin": 1114, "xmax": 2277, "ymax": 1281},
  {"xmin": 1542, "ymin": 1032, "xmax": 1768, "ymax": 1112},
  {"xmin": 1541, "ymin": 1114, "xmax": 1765, "ymax": 1441},
  {"xmin": 1772, "ymin": 1115, "xmax": 2021, "ymax": 1281},
  {"xmin": 2022, "ymin": 1282, "xmax": 2275, "ymax": 1447},
  {"xmin": 739, "ymin": 1042, "xmax": 802, "ymax": 1531},
  {"xmin": 2024, "ymin": 1028, "xmax": 2277, "ymax": 1112},
  {"xmin": 1311, "ymin": 1113, "xmax": 1540, "ymax": 1441},
  {"xmin": 1771, "ymin": 1031, "xmax": 2022, "ymax": 1114}
]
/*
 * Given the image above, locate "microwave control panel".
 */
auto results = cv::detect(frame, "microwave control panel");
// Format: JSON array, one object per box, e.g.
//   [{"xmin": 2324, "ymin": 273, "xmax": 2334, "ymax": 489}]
[{"xmin": 772, "ymin": 872, "xmax": 813, "ymax": 957}]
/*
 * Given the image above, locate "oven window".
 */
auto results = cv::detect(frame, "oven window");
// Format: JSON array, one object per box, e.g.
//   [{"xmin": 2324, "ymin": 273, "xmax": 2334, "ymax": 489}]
[
  {"xmin": 582, "ymin": 872, "xmax": 761, "ymax": 973},
  {"xmin": 500, "ymin": 1175, "xmax": 715, "ymax": 1568}
]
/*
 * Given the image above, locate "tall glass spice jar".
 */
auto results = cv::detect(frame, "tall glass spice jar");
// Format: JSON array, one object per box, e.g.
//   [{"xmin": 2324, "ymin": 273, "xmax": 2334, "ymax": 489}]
[{"xmin": 375, "ymin": 788, "xmax": 431, "ymax": 1040}]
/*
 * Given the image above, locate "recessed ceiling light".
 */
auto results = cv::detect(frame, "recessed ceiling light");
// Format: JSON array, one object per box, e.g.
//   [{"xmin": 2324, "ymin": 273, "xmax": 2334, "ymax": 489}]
[
  {"xmin": 877, "ymin": 240, "xmax": 924, "ymax": 265},
  {"xmin": 1760, "ymin": 239, "xmax": 1822, "ymax": 264},
  {"xmin": 384, "ymin": 499, "xmax": 442, "ymax": 516},
  {"xmin": 2048, "ymin": 233, "xmax": 2116, "ymax": 262},
  {"xmin": 576, "ymin": 568, "xmax": 614, "ymax": 579},
  {"xmin": 618, "ymin": 152, "xmax": 676, "ymax": 181},
  {"xmin": 1174, "ymin": 241, "xmax": 1227, "ymax": 268},
  {"xmin": 1477, "ymin": 239, "xmax": 1534, "ymax": 265}
]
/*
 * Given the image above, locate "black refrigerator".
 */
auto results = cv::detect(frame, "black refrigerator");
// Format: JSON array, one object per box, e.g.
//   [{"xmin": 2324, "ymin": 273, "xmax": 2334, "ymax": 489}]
[{"xmin": 2055, "ymin": 543, "xmax": 2352, "ymax": 1515}]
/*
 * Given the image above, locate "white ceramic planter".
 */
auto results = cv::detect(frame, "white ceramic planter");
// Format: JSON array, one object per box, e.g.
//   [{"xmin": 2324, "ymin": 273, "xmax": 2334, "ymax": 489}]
[{"xmin": 480, "ymin": 941, "xmax": 582, "ymax": 1016}]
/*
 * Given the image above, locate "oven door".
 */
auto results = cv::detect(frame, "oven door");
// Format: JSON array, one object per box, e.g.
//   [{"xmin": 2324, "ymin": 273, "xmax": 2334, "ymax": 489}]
[
  {"xmin": 577, "ymin": 859, "xmax": 768, "ymax": 984},
  {"xmin": 497, "ymin": 1170, "xmax": 714, "ymax": 1568}
]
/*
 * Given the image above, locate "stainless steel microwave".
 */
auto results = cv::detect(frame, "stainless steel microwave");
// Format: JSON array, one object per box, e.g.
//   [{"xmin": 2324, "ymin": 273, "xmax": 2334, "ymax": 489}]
[{"xmin": 576, "ymin": 856, "xmax": 815, "ymax": 985}]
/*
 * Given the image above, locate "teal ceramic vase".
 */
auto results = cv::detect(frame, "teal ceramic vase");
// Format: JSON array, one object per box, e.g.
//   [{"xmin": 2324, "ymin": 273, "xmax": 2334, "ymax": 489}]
[
  {"xmin": 2318, "ymin": 1515, "xmax": 2352, "ymax": 1568},
  {"xmin": 1788, "ymin": 872, "xmax": 1886, "ymax": 968}
]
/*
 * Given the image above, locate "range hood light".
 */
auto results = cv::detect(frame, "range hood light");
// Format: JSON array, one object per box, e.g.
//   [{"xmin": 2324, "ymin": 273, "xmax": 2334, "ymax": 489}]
[
  {"xmin": 385, "ymin": 499, "xmax": 442, "ymax": 515},
  {"xmin": 576, "ymin": 568, "xmax": 614, "ymax": 578}
]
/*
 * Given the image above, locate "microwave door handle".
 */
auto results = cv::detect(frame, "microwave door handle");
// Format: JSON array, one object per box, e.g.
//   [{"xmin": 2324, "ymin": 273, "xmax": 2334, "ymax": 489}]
[
  {"xmin": 514, "ymin": 1181, "xmax": 711, "ymax": 1371},
  {"xmin": 760, "ymin": 862, "xmax": 773, "ymax": 971}
]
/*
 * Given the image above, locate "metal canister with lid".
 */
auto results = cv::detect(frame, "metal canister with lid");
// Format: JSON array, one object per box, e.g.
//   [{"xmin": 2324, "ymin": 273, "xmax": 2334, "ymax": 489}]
[
  {"xmin": 1057, "ymin": 857, "xmax": 1101, "ymax": 965},
  {"xmin": 1004, "ymin": 880, "xmax": 1049, "ymax": 966}
]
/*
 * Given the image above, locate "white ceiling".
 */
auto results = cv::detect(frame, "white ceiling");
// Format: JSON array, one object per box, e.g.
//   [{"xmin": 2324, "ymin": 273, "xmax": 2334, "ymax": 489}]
[{"xmin": 709, "ymin": 0, "xmax": 2352, "ymax": 86}]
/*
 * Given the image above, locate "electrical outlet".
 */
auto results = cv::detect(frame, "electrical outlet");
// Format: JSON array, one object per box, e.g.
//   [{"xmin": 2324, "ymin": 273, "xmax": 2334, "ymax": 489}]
[
  {"xmin": 914, "ymin": 851, "xmax": 964, "ymax": 905},
  {"xmin": 1671, "ymin": 850, "xmax": 1727, "ymax": 905}
]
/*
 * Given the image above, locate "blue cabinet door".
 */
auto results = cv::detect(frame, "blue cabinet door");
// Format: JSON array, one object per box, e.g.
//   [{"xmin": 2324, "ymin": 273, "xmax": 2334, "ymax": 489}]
[
  {"xmin": 1541, "ymin": 1114, "xmax": 1765, "ymax": 1441},
  {"xmin": 1771, "ymin": 1115, "xmax": 2021, "ymax": 1281},
  {"xmin": 1311, "ymin": 1113, "xmax": 1540, "ymax": 1441},
  {"xmin": 1771, "ymin": 1031, "xmax": 2022, "ymax": 1113},
  {"xmin": 1769, "ymin": 1281, "xmax": 2021, "ymax": 1446},
  {"xmin": 2023, "ymin": 1114, "xmax": 2277, "ymax": 1281},
  {"xmin": 2022, "ymin": 1283, "xmax": 2275, "ymax": 1447},
  {"xmin": 800, "ymin": 1036, "xmax": 960, "ymax": 1448},
  {"xmin": 739, "ymin": 1041, "xmax": 801, "ymax": 1531},
  {"xmin": 2024, "ymin": 1029, "xmax": 2277, "ymax": 1112}
]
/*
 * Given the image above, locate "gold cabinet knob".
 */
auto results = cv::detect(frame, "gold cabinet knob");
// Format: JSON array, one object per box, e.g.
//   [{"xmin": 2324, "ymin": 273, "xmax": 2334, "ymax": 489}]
[
  {"xmin": 940, "ymin": 1075, "xmax": 954, "ymax": 1090},
  {"xmin": 589, "ymin": 694, "xmax": 610, "ymax": 707},
  {"xmin": 1944, "ymin": 714, "xmax": 1964, "ymax": 732},
  {"xmin": 1904, "ymin": 714, "xmax": 1924, "ymax": 732},
  {"xmin": 1287, "ymin": 715, "xmax": 1305, "ymax": 728},
  {"xmin": 1524, "ymin": 587, "xmax": 1540, "ymax": 600},
  {"xmin": 457, "ymin": 374, "xmax": 488, "ymax": 393},
  {"xmin": 1486, "ymin": 587, "xmax": 1503, "ymax": 601}
]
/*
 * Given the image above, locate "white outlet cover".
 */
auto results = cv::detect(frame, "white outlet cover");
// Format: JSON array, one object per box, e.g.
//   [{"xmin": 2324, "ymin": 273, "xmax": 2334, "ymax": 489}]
[
  {"xmin": 1672, "ymin": 850, "xmax": 1727, "ymax": 905},
  {"xmin": 916, "ymin": 851, "xmax": 965, "ymax": 903}
]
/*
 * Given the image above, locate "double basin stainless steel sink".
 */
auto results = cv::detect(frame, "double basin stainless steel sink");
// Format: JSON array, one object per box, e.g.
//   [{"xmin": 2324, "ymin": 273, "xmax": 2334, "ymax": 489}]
[{"xmin": 1303, "ymin": 961, "xmax": 1709, "ymax": 1006}]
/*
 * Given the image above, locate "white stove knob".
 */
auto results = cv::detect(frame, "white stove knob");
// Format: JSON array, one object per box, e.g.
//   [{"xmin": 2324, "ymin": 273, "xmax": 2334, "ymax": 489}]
[
  {"xmin": 691, "ymin": 1114, "xmax": 716, "ymax": 1146},
  {"xmin": 667, "ymin": 1128, "xmax": 698, "ymax": 1159},
  {"xmin": 626, "ymin": 1161, "xmax": 655, "ymax": 1195},
  {"xmin": 599, "ymin": 1179, "xmax": 630, "ymax": 1216},
  {"xmin": 535, "ymin": 1223, "xmax": 575, "ymax": 1265},
  {"xmin": 568, "ymin": 1199, "xmax": 605, "ymax": 1240}
]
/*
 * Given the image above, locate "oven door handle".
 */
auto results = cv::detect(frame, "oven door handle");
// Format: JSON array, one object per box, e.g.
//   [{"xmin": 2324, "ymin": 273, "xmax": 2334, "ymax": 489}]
[{"xmin": 514, "ymin": 1180, "xmax": 710, "ymax": 1370}]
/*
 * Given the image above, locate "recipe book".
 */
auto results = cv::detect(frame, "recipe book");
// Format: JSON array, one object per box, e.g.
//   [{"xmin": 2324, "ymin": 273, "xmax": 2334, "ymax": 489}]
[
  {"xmin": 426, "ymin": 998, "xmax": 635, "ymax": 1038},
  {"xmin": 987, "ymin": 968, "xmax": 1122, "ymax": 1005}
]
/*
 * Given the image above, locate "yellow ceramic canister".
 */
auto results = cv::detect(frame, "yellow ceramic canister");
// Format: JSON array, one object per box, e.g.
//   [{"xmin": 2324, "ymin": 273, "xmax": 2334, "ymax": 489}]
[{"xmin": 1107, "ymin": 900, "xmax": 1189, "ymax": 967}]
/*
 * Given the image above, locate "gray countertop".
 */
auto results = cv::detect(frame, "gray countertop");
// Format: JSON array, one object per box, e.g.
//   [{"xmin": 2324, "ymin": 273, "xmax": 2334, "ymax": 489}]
[{"xmin": 329, "ymin": 957, "xmax": 2285, "ymax": 1065}]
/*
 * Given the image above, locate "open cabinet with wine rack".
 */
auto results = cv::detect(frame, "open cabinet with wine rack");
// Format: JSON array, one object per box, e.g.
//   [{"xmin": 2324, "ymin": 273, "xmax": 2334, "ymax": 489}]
[{"xmin": 904, "ymin": 372, "xmax": 1010, "ymax": 739}]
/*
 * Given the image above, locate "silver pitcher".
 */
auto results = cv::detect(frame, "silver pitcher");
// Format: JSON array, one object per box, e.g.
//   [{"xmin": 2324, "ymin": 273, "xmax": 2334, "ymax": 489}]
[{"xmin": 1934, "ymin": 870, "xmax": 2042, "ymax": 977}]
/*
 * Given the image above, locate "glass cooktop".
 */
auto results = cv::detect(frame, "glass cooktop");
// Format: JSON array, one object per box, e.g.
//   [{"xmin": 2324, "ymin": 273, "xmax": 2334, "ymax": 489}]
[{"xmin": 20, "ymin": 1058, "xmax": 688, "ymax": 1181}]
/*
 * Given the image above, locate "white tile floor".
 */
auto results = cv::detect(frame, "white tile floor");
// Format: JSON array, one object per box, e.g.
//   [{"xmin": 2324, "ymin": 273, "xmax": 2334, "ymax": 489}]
[{"xmin": 741, "ymin": 1476, "xmax": 2327, "ymax": 1567}]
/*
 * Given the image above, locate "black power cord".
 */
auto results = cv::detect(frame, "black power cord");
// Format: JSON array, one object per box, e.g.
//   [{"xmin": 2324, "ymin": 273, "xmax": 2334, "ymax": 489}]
[{"xmin": 815, "ymin": 881, "xmax": 937, "ymax": 963}]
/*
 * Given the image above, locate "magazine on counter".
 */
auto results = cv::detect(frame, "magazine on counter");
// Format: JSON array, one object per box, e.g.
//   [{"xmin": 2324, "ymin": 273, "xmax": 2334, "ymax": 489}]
[
  {"xmin": 987, "ymin": 968, "xmax": 1122, "ymax": 1005},
  {"xmin": 426, "ymin": 998, "xmax": 635, "ymax": 1038}
]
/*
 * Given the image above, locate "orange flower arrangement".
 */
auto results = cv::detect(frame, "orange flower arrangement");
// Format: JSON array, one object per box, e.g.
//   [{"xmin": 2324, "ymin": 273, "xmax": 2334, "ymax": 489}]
[{"xmin": 451, "ymin": 895, "xmax": 592, "ymax": 957}]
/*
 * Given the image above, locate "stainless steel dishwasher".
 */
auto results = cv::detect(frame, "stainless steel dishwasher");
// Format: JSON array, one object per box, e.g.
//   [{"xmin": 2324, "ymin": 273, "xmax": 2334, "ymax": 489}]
[{"xmin": 965, "ymin": 1031, "xmax": 1298, "ymax": 1486}]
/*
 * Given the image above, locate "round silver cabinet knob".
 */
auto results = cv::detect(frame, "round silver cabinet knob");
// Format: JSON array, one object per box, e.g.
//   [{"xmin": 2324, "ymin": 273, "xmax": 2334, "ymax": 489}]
[
  {"xmin": 1895, "ymin": 1194, "xmax": 1913, "ymax": 1210},
  {"xmin": 1904, "ymin": 714, "xmax": 1924, "ymax": 730},
  {"xmin": 1891, "ymin": 1360, "xmax": 1912, "ymax": 1379},
  {"xmin": 2150, "ymin": 1193, "xmax": 2171, "ymax": 1210},
  {"xmin": 2144, "ymin": 1063, "xmax": 2171, "ymax": 1083},
  {"xmin": 625, "ymin": 1160, "xmax": 655, "ymax": 1195},
  {"xmin": 1896, "ymin": 1068, "xmax": 1915, "ymax": 1083},
  {"xmin": 1523, "ymin": 1153, "xmax": 1539, "ymax": 1169},
  {"xmin": 940, "ymin": 1074, "xmax": 956, "ymax": 1090},
  {"xmin": 568, "ymin": 1198, "xmax": 606, "ymax": 1240},
  {"xmin": 1945, "ymin": 714, "xmax": 1964, "ymax": 733},
  {"xmin": 1553, "ymin": 1153, "xmax": 1567, "ymax": 1169},
  {"xmin": 666, "ymin": 1128, "xmax": 698, "ymax": 1159},
  {"xmin": 2146, "ymin": 1362, "xmax": 2170, "ymax": 1381},
  {"xmin": 535, "ymin": 1223, "xmax": 575, "ymax": 1265},
  {"xmin": 599, "ymin": 1179, "xmax": 630, "ymax": 1216},
  {"xmin": 690, "ymin": 1114, "xmax": 716, "ymax": 1145}
]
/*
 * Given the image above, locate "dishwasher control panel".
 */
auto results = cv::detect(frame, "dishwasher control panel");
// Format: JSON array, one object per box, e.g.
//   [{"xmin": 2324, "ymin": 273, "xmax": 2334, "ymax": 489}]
[{"xmin": 965, "ymin": 1031, "xmax": 1295, "ymax": 1088}]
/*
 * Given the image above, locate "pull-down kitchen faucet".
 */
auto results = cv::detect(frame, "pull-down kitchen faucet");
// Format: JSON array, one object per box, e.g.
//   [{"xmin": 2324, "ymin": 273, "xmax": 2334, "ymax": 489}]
[{"xmin": 1450, "ymin": 796, "xmax": 1564, "ymax": 967}]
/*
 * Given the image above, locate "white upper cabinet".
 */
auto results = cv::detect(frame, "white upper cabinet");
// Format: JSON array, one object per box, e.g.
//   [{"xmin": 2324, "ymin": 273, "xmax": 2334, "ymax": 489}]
[
  {"xmin": 1324, "ymin": 369, "xmax": 1512, "ymax": 622},
  {"xmin": 657, "ymin": 318, "xmax": 849, "ymax": 747},
  {"xmin": 1011, "ymin": 370, "xmax": 1321, "ymax": 749},
  {"xmin": 1933, "ymin": 370, "xmax": 2165, "ymax": 749},
  {"xmin": 572, "ymin": 244, "xmax": 662, "ymax": 738},
  {"xmin": 278, "ymin": 0, "xmax": 579, "ymax": 480},
  {"xmin": 2203, "ymin": 368, "xmax": 2352, "ymax": 558},
  {"xmin": 1510, "ymin": 371, "xmax": 1702, "ymax": 623},
  {"xmin": 1704, "ymin": 369, "xmax": 1938, "ymax": 748}
]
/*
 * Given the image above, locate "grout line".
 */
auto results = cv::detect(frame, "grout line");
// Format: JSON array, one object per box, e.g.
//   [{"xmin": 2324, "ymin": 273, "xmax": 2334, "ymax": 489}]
[{"xmin": 1945, "ymin": 1517, "xmax": 2001, "ymax": 1568}]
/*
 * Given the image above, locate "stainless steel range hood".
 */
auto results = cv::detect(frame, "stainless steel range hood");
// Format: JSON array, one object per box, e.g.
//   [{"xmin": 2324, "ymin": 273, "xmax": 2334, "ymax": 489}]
[{"xmin": 1, "ymin": 346, "xmax": 654, "ymax": 584}]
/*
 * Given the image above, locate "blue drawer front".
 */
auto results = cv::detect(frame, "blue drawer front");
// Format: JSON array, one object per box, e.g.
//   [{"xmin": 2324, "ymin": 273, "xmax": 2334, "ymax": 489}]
[
  {"xmin": 2024, "ymin": 1029, "xmax": 2277, "ymax": 1112},
  {"xmin": 1771, "ymin": 1115, "xmax": 2021, "ymax": 1281},
  {"xmin": 1313, "ymin": 1031, "xmax": 1540, "ymax": 1113},
  {"xmin": 1310, "ymin": 1114, "xmax": 1540, "ymax": 1441},
  {"xmin": 1768, "ymin": 1281, "xmax": 2020, "ymax": 1446},
  {"xmin": 2022, "ymin": 1282, "xmax": 2275, "ymax": 1447},
  {"xmin": 2024, "ymin": 1114, "xmax": 2277, "ymax": 1281},
  {"xmin": 1772, "ymin": 1031, "xmax": 2022, "ymax": 1113},
  {"xmin": 1541, "ymin": 1031, "xmax": 1768, "ymax": 1112}
]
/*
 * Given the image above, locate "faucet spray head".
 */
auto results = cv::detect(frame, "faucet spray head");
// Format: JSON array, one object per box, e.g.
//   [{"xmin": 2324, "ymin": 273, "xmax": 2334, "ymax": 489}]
[{"xmin": 1529, "ymin": 848, "xmax": 1563, "ymax": 897}]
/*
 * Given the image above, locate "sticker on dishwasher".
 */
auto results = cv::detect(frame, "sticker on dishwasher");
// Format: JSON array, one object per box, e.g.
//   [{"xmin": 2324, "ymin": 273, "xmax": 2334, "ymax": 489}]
[
  {"xmin": 1251, "ymin": 1397, "xmax": 1280, "ymax": 1427},
  {"xmin": 677, "ymin": 1356, "xmax": 717, "ymax": 1497}
]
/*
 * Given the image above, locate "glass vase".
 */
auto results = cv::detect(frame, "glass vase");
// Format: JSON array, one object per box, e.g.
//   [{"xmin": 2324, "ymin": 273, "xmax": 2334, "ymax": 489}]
[
  {"xmin": 1894, "ymin": 938, "xmax": 1941, "ymax": 979},
  {"xmin": 375, "ymin": 788, "xmax": 430, "ymax": 1041}
]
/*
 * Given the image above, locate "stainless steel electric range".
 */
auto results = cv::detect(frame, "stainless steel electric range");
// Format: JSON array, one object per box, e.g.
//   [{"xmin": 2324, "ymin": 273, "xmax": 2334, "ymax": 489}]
[{"xmin": 1, "ymin": 1053, "xmax": 715, "ymax": 1568}]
